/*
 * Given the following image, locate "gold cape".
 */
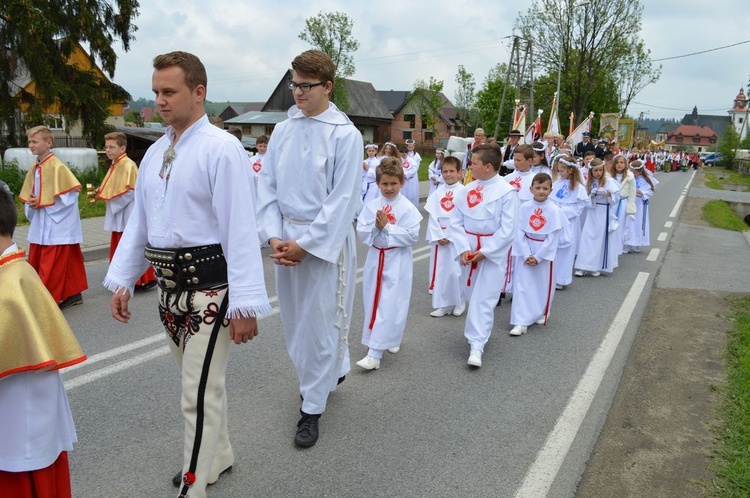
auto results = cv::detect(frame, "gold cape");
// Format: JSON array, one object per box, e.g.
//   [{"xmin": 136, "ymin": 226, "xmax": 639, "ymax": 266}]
[
  {"xmin": 0, "ymin": 249, "xmax": 86, "ymax": 379},
  {"xmin": 18, "ymin": 154, "xmax": 82, "ymax": 207},
  {"xmin": 97, "ymin": 154, "xmax": 138, "ymax": 200}
]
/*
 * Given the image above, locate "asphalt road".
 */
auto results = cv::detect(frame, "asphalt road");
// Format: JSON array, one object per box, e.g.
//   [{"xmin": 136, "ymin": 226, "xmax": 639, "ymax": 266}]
[{"xmin": 60, "ymin": 170, "xmax": 693, "ymax": 498}]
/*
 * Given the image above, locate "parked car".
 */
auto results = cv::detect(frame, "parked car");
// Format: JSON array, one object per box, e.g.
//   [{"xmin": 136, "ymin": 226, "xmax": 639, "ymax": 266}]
[{"xmin": 703, "ymin": 153, "xmax": 723, "ymax": 166}]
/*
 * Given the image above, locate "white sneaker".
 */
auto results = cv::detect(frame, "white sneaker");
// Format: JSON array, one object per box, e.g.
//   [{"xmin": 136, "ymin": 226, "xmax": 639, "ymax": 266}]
[
  {"xmin": 388, "ymin": 346, "xmax": 400, "ymax": 354},
  {"xmin": 555, "ymin": 284, "xmax": 564, "ymax": 290},
  {"xmin": 430, "ymin": 307, "xmax": 450, "ymax": 317},
  {"xmin": 535, "ymin": 316, "xmax": 546, "ymax": 325},
  {"xmin": 574, "ymin": 270, "xmax": 585, "ymax": 277},
  {"xmin": 509, "ymin": 325, "xmax": 528, "ymax": 336},
  {"xmin": 355, "ymin": 356, "xmax": 380, "ymax": 370},
  {"xmin": 591, "ymin": 271, "xmax": 601, "ymax": 277},
  {"xmin": 452, "ymin": 302, "xmax": 466, "ymax": 316},
  {"xmin": 467, "ymin": 349, "xmax": 482, "ymax": 367},
  {"xmin": 633, "ymin": 247, "xmax": 641, "ymax": 253}
]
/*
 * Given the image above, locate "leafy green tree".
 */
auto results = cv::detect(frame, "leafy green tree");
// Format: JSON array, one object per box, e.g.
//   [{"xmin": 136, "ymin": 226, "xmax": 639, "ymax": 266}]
[
  {"xmin": 0, "ymin": 1, "xmax": 139, "ymax": 147},
  {"xmin": 125, "ymin": 110, "xmax": 144, "ymax": 127},
  {"xmin": 454, "ymin": 65, "xmax": 476, "ymax": 134},
  {"xmin": 412, "ymin": 77, "xmax": 445, "ymax": 144},
  {"xmin": 474, "ymin": 64, "xmax": 515, "ymax": 137},
  {"xmin": 718, "ymin": 125, "xmax": 741, "ymax": 168},
  {"xmin": 298, "ymin": 11, "xmax": 359, "ymax": 112},
  {"xmin": 516, "ymin": 0, "xmax": 658, "ymax": 124}
]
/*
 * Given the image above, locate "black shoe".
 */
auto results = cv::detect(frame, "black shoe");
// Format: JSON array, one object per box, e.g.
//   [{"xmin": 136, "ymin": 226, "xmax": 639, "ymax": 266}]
[
  {"xmin": 172, "ymin": 470, "xmax": 182, "ymax": 487},
  {"xmin": 294, "ymin": 413, "xmax": 320, "ymax": 448},
  {"xmin": 135, "ymin": 280, "xmax": 157, "ymax": 292},
  {"xmin": 337, "ymin": 375, "xmax": 346, "ymax": 385},
  {"xmin": 59, "ymin": 293, "xmax": 83, "ymax": 310}
]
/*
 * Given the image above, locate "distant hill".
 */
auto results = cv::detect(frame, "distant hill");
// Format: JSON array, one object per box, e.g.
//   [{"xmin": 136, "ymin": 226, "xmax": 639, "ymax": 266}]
[{"xmin": 128, "ymin": 98, "xmax": 254, "ymax": 116}]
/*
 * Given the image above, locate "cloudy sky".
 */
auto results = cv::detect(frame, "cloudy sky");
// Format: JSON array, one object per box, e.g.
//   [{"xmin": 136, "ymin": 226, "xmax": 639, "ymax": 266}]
[{"xmin": 109, "ymin": 0, "xmax": 749, "ymax": 121}]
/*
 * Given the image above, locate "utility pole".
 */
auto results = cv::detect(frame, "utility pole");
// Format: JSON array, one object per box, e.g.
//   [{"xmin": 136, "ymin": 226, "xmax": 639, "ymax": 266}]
[{"xmin": 493, "ymin": 36, "xmax": 534, "ymax": 141}]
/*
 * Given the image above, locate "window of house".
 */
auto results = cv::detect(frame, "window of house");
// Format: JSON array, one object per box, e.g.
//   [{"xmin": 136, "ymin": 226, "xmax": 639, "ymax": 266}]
[
  {"xmin": 421, "ymin": 120, "xmax": 428, "ymax": 130},
  {"xmin": 424, "ymin": 131, "xmax": 434, "ymax": 141},
  {"xmin": 403, "ymin": 130, "xmax": 412, "ymax": 140},
  {"xmin": 264, "ymin": 125, "xmax": 274, "ymax": 136},
  {"xmin": 404, "ymin": 114, "xmax": 415, "ymax": 128},
  {"xmin": 44, "ymin": 115, "xmax": 65, "ymax": 131},
  {"xmin": 710, "ymin": 138, "xmax": 717, "ymax": 144},
  {"xmin": 676, "ymin": 137, "xmax": 683, "ymax": 143},
  {"xmin": 740, "ymin": 117, "xmax": 744, "ymax": 124},
  {"xmin": 693, "ymin": 137, "xmax": 701, "ymax": 143}
]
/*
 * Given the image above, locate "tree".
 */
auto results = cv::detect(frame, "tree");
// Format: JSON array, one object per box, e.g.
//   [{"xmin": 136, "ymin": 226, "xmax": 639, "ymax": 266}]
[
  {"xmin": 0, "ymin": 1, "xmax": 139, "ymax": 147},
  {"xmin": 718, "ymin": 125, "xmax": 741, "ymax": 168},
  {"xmin": 454, "ymin": 65, "xmax": 476, "ymax": 134},
  {"xmin": 412, "ymin": 77, "xmax": 445, "ymax": 144},
  {"xmin": 615, "ymin": 41, "xmax": 661, "ymax": 117},
  {"xmin": 124, "ymin": 110, "xmax": 143, "ymax": 127},
  {"xmin": 474, "ymin": 64, "xmax": 515, "ymax": 136},
  {"xmin": 298, "ymin": 11, "xmax": 359, "ymax": 112},
  {"xmin": 516, "ymin": 0, "xmax": 658, "ymax": 125}
]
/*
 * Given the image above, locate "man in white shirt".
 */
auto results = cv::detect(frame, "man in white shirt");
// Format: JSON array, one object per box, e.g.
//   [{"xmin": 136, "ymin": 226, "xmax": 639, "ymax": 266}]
[
  {"xmin": 256, "ymin": 50, "xmax": 362, "ymax": 449},
  {"xmin": 104, "ymin": 51, "xmax": 271, "ymax": 498}
]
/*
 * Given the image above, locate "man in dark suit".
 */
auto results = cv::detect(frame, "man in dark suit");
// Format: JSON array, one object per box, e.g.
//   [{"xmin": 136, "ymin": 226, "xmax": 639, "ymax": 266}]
[
  {"xmin": 575, "ymin": 131, "xmax": 596, "ymax": 157},
  {"xmin": 593, "ymin": 136, "xmax": 607, "ymax": 159},
  {"xmin": 500, "ymin": 129, "xmax": 523, "ymax": 176}
]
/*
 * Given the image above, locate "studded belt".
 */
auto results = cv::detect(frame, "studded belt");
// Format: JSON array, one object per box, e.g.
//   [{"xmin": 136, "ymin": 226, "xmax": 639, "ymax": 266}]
[{"xmin": 144, "ymin": 244, "xmax": 227, "ymax": 294}]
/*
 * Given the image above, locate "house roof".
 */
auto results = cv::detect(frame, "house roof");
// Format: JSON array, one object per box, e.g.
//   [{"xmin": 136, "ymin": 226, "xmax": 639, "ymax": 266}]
[
  {"xmin": 666, "ymin": 125, "xmax": 718, "ymax": 146},
  {"xmin": 261, "ymin": 70, "xmax": 392, "ymax": 122},
  {"xmin": 224, "ymin": 111, "xmax": 290, "ymax": 125},
  {"xmin": 680, "ymin": 113, "xmax": 731, "ymax": 139},
  {"xmin": 377, "ymin": 91, "xmax": 411, "ymax": 113}
]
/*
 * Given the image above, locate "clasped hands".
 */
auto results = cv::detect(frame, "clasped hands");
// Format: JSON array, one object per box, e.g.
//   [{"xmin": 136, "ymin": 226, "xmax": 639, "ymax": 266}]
[{"xmin": 269, "ymin": 238, "xmax": 307, "ymax": 266}]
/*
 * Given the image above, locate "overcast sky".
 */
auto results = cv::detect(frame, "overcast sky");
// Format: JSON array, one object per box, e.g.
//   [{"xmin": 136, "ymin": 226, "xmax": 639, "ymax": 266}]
[{"xmin": 109, "ymin": 0, "xmax": 750, "ymax": 122}]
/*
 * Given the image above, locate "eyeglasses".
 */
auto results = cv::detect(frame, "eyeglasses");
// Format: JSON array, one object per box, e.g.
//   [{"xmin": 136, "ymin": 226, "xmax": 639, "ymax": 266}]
[{"xmin": 288, "ymin": 81, "xmax": 325, "ymax": 93}]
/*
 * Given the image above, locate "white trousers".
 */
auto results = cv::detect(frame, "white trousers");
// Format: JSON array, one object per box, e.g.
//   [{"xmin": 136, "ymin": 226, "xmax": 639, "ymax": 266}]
[{"xmin": 160, "ymin": 287, "xmax": 233, "ymax": 498}]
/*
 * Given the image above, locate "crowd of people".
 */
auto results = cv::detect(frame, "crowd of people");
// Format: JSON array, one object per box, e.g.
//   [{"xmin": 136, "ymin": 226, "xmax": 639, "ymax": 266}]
[{"xmin": 2, "ymin": 48, "xmax": 667, "ymax": 498}]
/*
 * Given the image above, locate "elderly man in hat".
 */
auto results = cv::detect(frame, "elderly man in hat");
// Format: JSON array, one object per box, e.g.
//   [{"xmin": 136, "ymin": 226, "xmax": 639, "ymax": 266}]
[
  {"xmin": 575, "ymin": 131, "xmax": 596, "ymax": 157},
  {"xmin": 500, "ymin": 129, "xmax": 523, "ymax": 176}
]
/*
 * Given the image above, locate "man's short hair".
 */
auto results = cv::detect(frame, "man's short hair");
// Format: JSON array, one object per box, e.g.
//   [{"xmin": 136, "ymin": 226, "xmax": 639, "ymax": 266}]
[
  {"xmin": 26, "ymin": 126, "xmax": 53, "ymax": 141},
  {"xmin": 153, "ymin": 51, "xmax": 207, "ymax": 92},
  {"xmin": 376, "ymin": 157, "xmax": 405, "ymax": 182},
  {"xmin": 583, "ymin": 150, "xmax": 596, "ymax": 159},
  {"xmin": 104, "ymin": 131, "xmax": 127, "ymax": 147},
  {"xmin": 292, "ymin": 50, "xmax": 336, "ymax": 86},
  {"xmin": 472, "ymin": 143, "xmax": 502, "ymax": 171},
  {"xmin": 532, "ymin": 172, "xmax": 552, "ymax": 187},
  {"xmin": 0, "ymin": 187, "xmax": 17, "ymax": 237}
]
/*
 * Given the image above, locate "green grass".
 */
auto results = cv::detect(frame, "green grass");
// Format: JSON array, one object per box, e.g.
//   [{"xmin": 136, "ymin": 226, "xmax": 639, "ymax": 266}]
[
  {"xmin": 15, "ymin": 192, "xmax": 106, "ymax": 226},
  {"xmin": 708, "ymin": 296, "xmax": 750, "ymax": 496},
  {"xmin": 705, "ymin": 168, "xmax": 750, "ymax": 191},
  {"xmin": 419, "ymin": 156, "xmax": 434, "ymax": 182},
  {"xmin": 702, "ymin": 201, "xmax": 749, "ymax": 231}
]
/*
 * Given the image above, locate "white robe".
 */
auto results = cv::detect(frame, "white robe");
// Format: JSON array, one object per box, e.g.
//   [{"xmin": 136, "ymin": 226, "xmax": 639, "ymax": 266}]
[
  {"xmin": 625, "ymin": 175, "xmax": 653, "ymax": 248},
  {"xmin": 361, "ymin": 156, "xmax": 380, "ymax": 204},
  {"xmin": 358, "ymin": 194, "xmax": 422, "ymax": 350},
  {"xmin": 0, "ymin": 245, "xmax": 77, "ymax": 473},
  {"xmin": 505, "ymin": 169, "xmax": 536, "ymax": 204},
  {"xmin": 402, "ymin": 152, "xmax": 421, "ymax": 206},
  {"xmin": 510, "ymin": 199, "xmax": 568, "ymax": 326},
  {"xmin": 425, "ymin": 182, "xmax": 466, "ymax": 309},
  {"xmin": 575, "ymin": 177, "xmax": 621, "ymax": 273},
  {"xmin": 450, "ymin": 175, "xmax": 519, "ymax": 351},
  {"xmin": 612, "ymin": 171, "xmax": 637, "ymax": 254},
  {"xmin": 24, "ymin": 165, "xmax": 82, "ymax": 245},
  {"xmin": 551, "ymin": 179, "xmax": 588, "ymax": 286},
  {"xmin": 427, "ymin": 158, "xmax": 444, "ymax": 195},
  {"xmin": 103, "ymin": 189, "xmax": 134, "ymax": 232},
  {"xmin": 256, "ymin": 102, "xmax": 361, "ymax": 415},
  {"xmin": 250, "ymin": 152, "xmax": 265, "ymax": 198}
]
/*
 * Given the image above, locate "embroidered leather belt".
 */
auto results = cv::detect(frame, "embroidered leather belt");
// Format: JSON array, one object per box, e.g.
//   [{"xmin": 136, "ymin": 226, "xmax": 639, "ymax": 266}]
[{"xmin": 144, "ymin": 244, "xmax": 227, "ymax": 294}]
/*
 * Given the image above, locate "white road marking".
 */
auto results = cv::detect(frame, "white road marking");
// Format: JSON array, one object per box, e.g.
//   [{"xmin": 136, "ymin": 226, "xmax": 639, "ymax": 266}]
[
  {"xmin": 65, "ymin": 347, "xmax": 169, "ymax": 390},
  {"xmin": 513, "ymin": 272, "xmax": 650, "ymax": 498},
  {"xmin": 647, "ymin": 248, "xmax": 660, "ymax": 262},
  {"xmin": 669, "ymin": 170, "xmax": 696, "ymax": 219},
  {"xmin": 664, "ymin": 221, "xmax": 673, "ymax": 228},
  {"xmin": 657, "ymin": 232, "xmax": 668, "ymax": 242}
]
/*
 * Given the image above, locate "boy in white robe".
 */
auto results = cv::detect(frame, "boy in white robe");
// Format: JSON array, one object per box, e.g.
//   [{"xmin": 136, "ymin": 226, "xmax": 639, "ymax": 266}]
[
  {"xmin": 356, "ymin": 158, "xmax": 422, "ymax": 370},
  {"xmin": 256, "ymin": 50, "xmax": 362, "ymax": 448},
  {"xmin": 509, "ymin": 173, "xmax": 569, "ymax": 336},
  {"xmin": 450, "ymin": 144, "xmax": 519, "ymax": 368},
  {"xmin": 425, "ymin": 156, "xmax": 466, "ymax": 317},
  {"xmin": 250, "ymin": 135, "xmax": 268, "ymax": 196}
]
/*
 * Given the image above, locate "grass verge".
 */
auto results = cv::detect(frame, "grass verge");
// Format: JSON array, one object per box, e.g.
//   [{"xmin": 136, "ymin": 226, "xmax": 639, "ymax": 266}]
[
  {"xmin": 708, "ymin": 296, "xmax": 750, "ymax": 496},
  {"xmin": 702, "ymin": 200, "xmax": 748, "ymax": 231}
]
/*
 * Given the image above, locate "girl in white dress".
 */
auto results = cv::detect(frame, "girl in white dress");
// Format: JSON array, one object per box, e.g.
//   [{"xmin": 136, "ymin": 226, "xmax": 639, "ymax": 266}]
[
  {"xmin": 551, "ymin": 155, "xmax": 588, "ymax": 288},
  {"xmin": 361, "ymin": 143, "xmax": 381, "ymax": 204},
  {"xmin": 427, "ymin": 148, "xmax": 445, "ymax": 195},
  {"xmin": 609, "ymin": 154, "xmax": 636, "ymax": 254},
  {"xmin": 624, "ymin": 161, "xmax": 655, "ymax": 253}
]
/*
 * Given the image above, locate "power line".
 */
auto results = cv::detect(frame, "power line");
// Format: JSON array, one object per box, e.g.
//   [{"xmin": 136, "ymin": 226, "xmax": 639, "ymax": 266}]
[
  {"xmin": 631, "ymin": 101, "xmax": 730, "ymax": 112},
  {"xmin": 652, "ymin": 39, "xmax": 750, "ymax": 62}
]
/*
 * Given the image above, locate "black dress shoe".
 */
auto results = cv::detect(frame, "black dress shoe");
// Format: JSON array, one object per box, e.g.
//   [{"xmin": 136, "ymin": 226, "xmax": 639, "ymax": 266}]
[
  {"xmin": 172, "ymin": 470, "xmax": 182, "ymax": 487},
  {"xmin": 294, "ymin": 413, "xmax": 320, "ymax": 448},
  {"xmin": 59, "ymin": 293, "xmax": 83, "ymax": 310}
]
